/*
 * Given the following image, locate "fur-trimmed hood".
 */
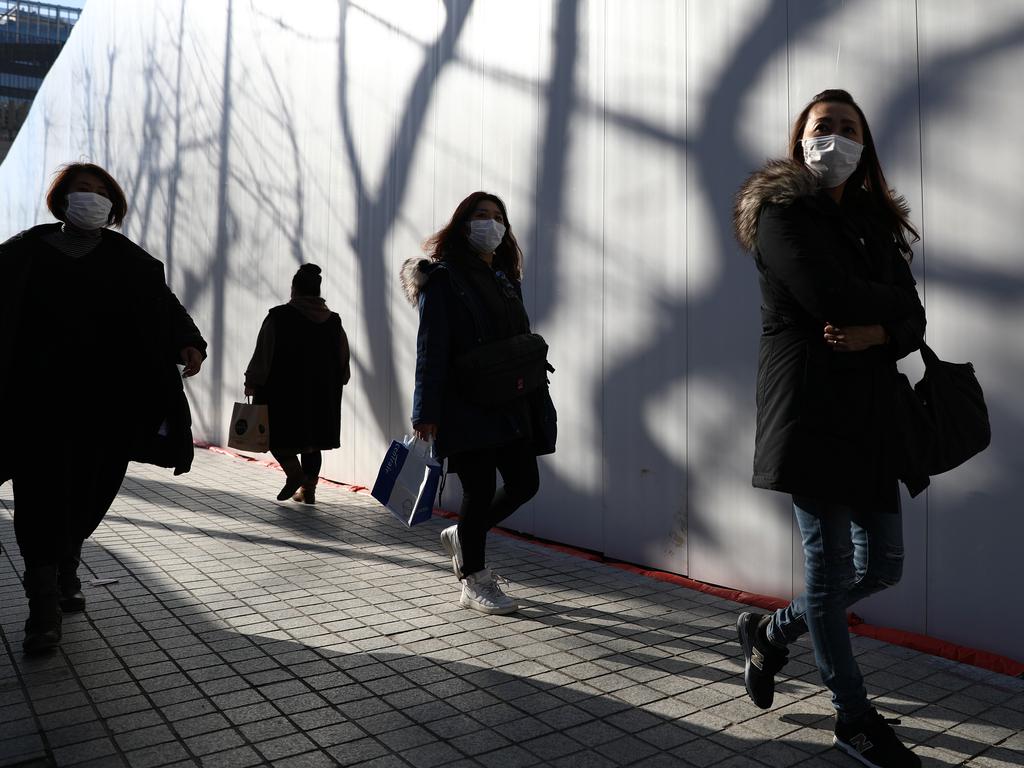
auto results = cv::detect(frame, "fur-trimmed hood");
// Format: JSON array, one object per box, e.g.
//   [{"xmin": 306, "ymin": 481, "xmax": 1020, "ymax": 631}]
[
  {"xmin": 733, "ymin": 159, "xmax": 818, "ymax": 251},
  {"xmin": 400, "ymin": 257, "xmax": 434, "ymax": 307}
]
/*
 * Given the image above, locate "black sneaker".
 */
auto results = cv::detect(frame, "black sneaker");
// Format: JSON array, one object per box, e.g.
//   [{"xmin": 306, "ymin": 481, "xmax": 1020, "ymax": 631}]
[
  {"xmin": 834, "ymin": 709, "xmax": 921, "ymax": 768},
  {"xmin": 736, "ymin": 611, "xmax": 788, "ymax": 709}
]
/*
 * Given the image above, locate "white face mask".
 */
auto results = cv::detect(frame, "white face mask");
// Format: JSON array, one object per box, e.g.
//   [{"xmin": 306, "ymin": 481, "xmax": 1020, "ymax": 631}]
[
  {"xmin": 801, "ymin": 134, "xmax": 864, "ymax": 188},
  {"xmin": 467, "ymin": 218, "xmax": 506, "ymax": 253},
  {"xmin": 65, "ymin": 191, "xmax": 112, "ymax": 230}
]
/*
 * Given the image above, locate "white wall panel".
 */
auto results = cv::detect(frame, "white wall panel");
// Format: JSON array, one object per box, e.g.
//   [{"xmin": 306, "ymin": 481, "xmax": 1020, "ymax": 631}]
[
  {"xmin": 521, "ymin": 0, "xmax": 606, "ymax": 551},
  {"xmin": 1, "ymin": 0, "xmax": 1022, "ymax": 662},
  {"xmin": 684, "ymin": 0, "xmax": 794, "ymax": 600},
  {"xmin": 916, "ymin": 0, "xmax": 1024, "ymax": 659},
  {"xmin": 600, "ymin": 1, "xmax": 687, "ymax": 573}
]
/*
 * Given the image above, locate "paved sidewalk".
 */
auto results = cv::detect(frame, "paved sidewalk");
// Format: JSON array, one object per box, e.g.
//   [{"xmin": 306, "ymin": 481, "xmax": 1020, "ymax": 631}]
[{"xmin": 2, "ymin": 450, "xmax": 1022, "ymax": 768}]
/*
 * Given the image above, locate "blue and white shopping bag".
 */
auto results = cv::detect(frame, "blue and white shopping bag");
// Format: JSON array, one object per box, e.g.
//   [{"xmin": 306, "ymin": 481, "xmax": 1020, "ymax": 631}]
[{"xmin": 371, "ymin": 437, "xmax": 441, "ymax": 526}]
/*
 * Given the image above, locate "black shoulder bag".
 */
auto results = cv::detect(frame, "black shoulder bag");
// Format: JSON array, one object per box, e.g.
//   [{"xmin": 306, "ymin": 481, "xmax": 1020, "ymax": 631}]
[
  {"xmin": 916, "ymin": 342, "xmax": 990, "ymax": 474},
  {"xmin": 445, "ymin": 265, "xmax": 552, "ymax": 407},
  {"xmin": 455, "ymin": 332, "xmax": 551, "ymax": 405},
  {"xmin": 896, "ymin": 342, "xmax": 990, "ymax": 495}
]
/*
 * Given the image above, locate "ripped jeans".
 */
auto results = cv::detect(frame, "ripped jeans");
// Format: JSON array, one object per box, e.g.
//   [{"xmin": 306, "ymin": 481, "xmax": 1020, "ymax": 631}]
[{"xmin": 769, "ymin": 494, "xmax": 905, "ymax": 721}]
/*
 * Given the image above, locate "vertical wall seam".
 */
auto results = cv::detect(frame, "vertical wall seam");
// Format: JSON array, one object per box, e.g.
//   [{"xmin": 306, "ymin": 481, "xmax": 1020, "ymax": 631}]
[
  {"xmin": 683, "ymin": 0, "xmax": 690, "ymax": 577},
  {"xmin": 785, "ymin": 0, "xmax": 794, "ymax": 597},
  {"xmin": 914, "ymin": 0, "xmax": 929, "ymax": 637},
  {"xmin": 601, "ymin": 0, "xmax": 608, "ymax": 554}
]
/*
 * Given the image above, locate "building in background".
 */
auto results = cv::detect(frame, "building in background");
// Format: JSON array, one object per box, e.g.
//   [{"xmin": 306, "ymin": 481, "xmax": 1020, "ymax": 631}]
[{"xmin": 0, "ymin": 1, "xmax": 80, "ymax": 159}]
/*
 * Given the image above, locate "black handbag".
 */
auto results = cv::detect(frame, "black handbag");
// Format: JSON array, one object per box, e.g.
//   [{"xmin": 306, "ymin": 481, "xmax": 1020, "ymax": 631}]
[
  {"xmin": 915, "ymin": 342, "xmax": 990, "ymax": 475},
  {"xmin": 454, "ymin": 332, "xmax": 550, "ymax": 406},
  {"xmin": 896, "ymin": 342, "xmax": 990, "ymax": 493},
  {"xmin": 529, "ymin": 384, "xmax": 558, "ymax": 455}
]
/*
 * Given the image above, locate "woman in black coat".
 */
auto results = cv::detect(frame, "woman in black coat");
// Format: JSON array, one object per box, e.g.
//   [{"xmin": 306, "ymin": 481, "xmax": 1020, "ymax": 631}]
[
  {"xmin": 244, "ymin": 264, "xmax": 351, "ymax": 503},
  {"xmin": 732, "ymin": 90, "xmax": 925, "ymax": 768},
  {"xmin": 401, "ymin": 191, "xmax": 543, "ymax": 615},
  {"xmin": 0, "ymin": 162, "xmax": 207, "ymax": 654}
]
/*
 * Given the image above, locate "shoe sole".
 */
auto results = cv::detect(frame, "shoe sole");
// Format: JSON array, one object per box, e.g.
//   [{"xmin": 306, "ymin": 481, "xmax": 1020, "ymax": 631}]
[
  {"xmin": 439, "ymin": 529, "xmax": 461, "ymax": 579},
  {"xmin": 59, "ymin": 597, "xmax": 86, "ymax": 613},
  {"xmin": 832, "ymin": 736, "xmax": 887, "ymax": 768},
  {"xmin": 737, "ymin": 612, "xmax": 773, "ymax": 710},
  {"xmin": 459, "ymin": 594, "xmax": 517, "ymax": 615}
]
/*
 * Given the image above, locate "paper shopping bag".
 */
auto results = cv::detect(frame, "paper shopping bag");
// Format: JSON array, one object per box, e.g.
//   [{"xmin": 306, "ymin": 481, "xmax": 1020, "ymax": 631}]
[
  {"xmin": 227, "ymin": 400, "xmax": 269, "ymax": 452},
  {"xmin": 371, "ymin": 437, "xmax": 440, "ymax": 526}
]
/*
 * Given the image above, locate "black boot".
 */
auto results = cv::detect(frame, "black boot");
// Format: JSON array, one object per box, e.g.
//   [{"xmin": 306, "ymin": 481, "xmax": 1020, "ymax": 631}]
[
  {"xmin": 58, "ymin": 544, "xmax": 86, "ymax": 613},
  {"xmin": 22, "ymin": 565, "xmax": 62, "ymax": 655},
  {"xmin": 275, "ymin": 456, "xmax": 307, "ymax": 501},
  {"xmin": 292, "ymin": 480, "xmax": 316, "ymax": 504}
]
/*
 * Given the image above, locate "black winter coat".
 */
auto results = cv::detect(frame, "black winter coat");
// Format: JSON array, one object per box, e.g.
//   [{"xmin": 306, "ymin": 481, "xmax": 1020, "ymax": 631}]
[
  {"xmin": 248, "ymin": 303, "xmax": 350, "ymax": 453},
  {"xmin": 0, "ymin": 224, "xmax": 207, "ymax": 481},
  {"xmin": 401, "ymin": 253, "xmax": 533, "ymax": 459},
  {"xmin": 733, "ymin": 161, "xmax": 926, "ymax": 508}
]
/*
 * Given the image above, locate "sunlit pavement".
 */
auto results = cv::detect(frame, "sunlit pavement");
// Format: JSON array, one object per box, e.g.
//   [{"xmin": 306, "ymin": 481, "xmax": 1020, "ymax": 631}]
[{"xmin": 2, "ymin": 449, "xmax": 1022, "ymax": 768}]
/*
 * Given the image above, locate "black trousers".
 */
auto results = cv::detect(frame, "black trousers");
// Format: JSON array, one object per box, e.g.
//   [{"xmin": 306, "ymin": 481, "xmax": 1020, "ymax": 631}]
[
  {"xmin": 450, "ymin": 440, "xmax": 539, "ymax": 576},
  {"xmin": 13, "ymin": 443, "xmax": 129, "ymax": 570},
  {"xmin": 270, "ymin": 450, "xmax": 322, "ymax": 482}
]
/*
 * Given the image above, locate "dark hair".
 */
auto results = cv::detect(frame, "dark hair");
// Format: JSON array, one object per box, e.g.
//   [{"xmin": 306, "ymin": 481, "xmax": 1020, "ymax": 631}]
[
  {"xmin": 292, "ymin": 263, "xmax": 322, "ymax": 296},
  {"xmin": 423, "ymin": 191, "xmax": 524, "ymax": 281},
  {"xmin": 789, "ymin": 89, "xmax": 919, "ymax": 254},
  {"xmin": 46, "ymin": 162, "xmax": 128, "ymax": 227}
]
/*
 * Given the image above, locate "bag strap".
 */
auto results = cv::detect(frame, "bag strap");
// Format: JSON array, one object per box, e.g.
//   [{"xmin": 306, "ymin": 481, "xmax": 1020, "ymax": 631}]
[{"xmin": 919, "ymin": 341, "xmax": 939, "ymax": 368}]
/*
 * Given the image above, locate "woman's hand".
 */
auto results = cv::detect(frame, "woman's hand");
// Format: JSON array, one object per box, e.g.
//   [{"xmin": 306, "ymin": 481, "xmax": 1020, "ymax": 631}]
[
  {"xmin": 180, "ymin": 346, "xmax": 204, "ymax": 377},
  {"xmin": 413, "ymin": 423, "xmax": 438, "ymax": 441},
  {"xmin": 244, "ymin": 385, "xmax": 255, "ymax": 397},
  {"xmin": 824, "ymin": 323, "xmax": 888, "ymax": 352}
]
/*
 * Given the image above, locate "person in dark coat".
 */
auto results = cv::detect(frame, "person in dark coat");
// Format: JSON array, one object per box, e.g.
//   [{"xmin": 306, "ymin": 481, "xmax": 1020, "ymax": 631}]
[
  {"xmin": 732, "ymin": 90, "xmax": 925, "ymax": 768},
  {"xmin": 400, "ymin": 191, "xmax": 543, "ymax": 615},
  {"xmin": 244, "ymin": 264, "xmax": 350, "ymax": 503},
  {"xmin": 0, "ymin": 162, "xmax": 207, "ymax": 654}
]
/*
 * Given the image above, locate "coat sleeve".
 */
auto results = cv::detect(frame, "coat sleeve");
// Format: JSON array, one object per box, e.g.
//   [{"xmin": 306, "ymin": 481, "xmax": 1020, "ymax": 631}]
[
  {"xmin": 132, "ymin": 250, "xmax": 206, "ymax": 365},
  {"xmin": 162, "ymin": 281, "xmax": 207, "ymax": 360},
  {"xmin": 882, "ymin": 255, "xmax": 926, "ymax": 361},
  {"xmin": 757, "ymin": 203, "xmax": 922, "ymax": 324},
  {"xmin": 244, "ymin": 315, "xmax": 275, "ymax": 388},
  {"xmin": 412, "ymin": 272, "xmax": 452, "ymax": 426},
  {"xmin": 338, "ymin": 318, "xmax": 351, "ymax": 386}
]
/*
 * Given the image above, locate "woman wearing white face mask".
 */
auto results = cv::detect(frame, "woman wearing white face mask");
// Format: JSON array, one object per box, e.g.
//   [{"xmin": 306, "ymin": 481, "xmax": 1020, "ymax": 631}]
[
  {"xmin": 0, "ymin": 162, "xmax": 207, "ymax": 654},
  {"xmin": 399, "ymin": 192, "xmax": 552, "ymax": 615},
  {"xmin": 732, "ymin": 90, "xmax": 925, "ymax": 768}
]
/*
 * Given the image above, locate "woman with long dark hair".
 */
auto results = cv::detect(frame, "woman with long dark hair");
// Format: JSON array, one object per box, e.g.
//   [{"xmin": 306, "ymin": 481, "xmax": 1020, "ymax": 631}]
[
  {"xmin": 244, "ymin": 263, "xmax": 351, "ymax": 502},
  {"xmin": 733, "ymin": 90, "xmax": 925, "ymax": 768},
  {"xmin": 0, "ymin": 162, "xmax": 206, "ymax": 654},
  {"xmin": 400, "ymin": 191, "xmax": 545, "ymax": 614}
]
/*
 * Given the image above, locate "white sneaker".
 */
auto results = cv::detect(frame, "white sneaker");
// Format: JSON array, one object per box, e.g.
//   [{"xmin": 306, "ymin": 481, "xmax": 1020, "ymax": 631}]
[
  {"xmin": 439, "ymin": 525, "xmax": 464, "ymax": 579},
  {"xmin": 460, "ymin": 569, "xmax": 517, "ymax": 615}
]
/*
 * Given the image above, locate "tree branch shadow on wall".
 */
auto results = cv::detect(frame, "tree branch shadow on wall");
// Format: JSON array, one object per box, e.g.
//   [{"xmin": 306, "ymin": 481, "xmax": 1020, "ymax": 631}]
[{"xmin": 336, "ymin": 0, "xmax": 474, "ymax": 442}]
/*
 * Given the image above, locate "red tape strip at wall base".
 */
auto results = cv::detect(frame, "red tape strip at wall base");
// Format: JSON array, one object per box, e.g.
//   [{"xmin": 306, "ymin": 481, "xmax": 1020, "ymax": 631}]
[
  {"xmin": 194, "ymin": 442, "xmax": 369, "ymax": 492},
  {"xmin": 434, "ymin": 509, "xmax": 1024, "ymax": 677},
  {"xmin": 196, "ymin": 444, "xmax": 1024, "ymax": 678}
]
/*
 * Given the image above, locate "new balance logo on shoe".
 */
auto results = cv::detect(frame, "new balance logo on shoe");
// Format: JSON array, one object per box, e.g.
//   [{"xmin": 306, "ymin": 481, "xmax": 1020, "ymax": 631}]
[
  {"xmin": 751, "ymin": 645, "xmax": 765, "ymax": 671},
  {"xmin": 850, "ymin": 733, "xmax": 874, "ymax": 753}
]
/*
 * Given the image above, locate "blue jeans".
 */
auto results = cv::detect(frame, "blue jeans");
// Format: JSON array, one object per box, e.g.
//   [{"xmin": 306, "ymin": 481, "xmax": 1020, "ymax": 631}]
[{"xmin": 769, "ymin": 494, "xmax": 904, "ymax": 721}]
